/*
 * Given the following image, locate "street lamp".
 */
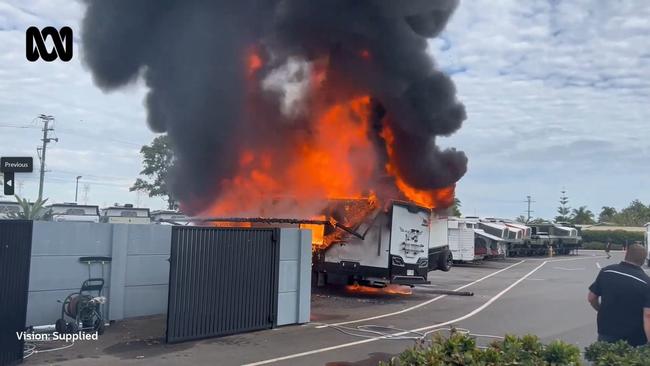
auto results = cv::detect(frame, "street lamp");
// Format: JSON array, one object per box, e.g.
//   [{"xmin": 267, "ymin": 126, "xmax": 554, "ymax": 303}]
[{"xmin": 75, "ymin": 176, "xmax": 82, "ymax": 203}]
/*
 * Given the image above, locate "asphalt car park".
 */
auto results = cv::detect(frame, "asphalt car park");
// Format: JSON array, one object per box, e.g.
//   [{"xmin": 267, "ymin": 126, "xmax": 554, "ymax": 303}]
[{"xmin": 26, "ymin": 251, "xmax": 613, "ymax": 365}]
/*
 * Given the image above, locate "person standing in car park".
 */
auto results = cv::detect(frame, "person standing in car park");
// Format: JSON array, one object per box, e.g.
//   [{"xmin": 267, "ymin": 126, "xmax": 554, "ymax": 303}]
[
  {"xmin": 588, "ymin": 244, "xmax": 650, "ymax": 346},
  {"xmin": 605, "ymin": 241, "xmax": 612, "ymax": 259}
]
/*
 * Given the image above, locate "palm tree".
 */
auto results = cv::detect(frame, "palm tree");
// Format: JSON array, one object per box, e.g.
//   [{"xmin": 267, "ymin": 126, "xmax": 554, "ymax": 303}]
[
  {"xmin": 598, "ymin": 206, "xmax": 617, "ymax": 223},
  {"xmin": 7, "ymin": 196, "xmax": 51, "ymax": 220},
  {"xmin": 570, "ymin": 206, "xmax": 595, "ymax": 225}
]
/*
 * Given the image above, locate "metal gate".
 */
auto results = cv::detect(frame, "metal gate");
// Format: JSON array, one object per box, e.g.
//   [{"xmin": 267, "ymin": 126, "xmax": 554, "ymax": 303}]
[
  {"xmin": 0, "ymin": 220, "xmax": 33, "ymax": 366},
  {"xmin": 166, "ymin": 227, "xmax": 280, "ymax": 343}
]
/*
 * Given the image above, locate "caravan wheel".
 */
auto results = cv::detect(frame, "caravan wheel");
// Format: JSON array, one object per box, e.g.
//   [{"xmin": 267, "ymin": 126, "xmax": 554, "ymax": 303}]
[{"xmin": 439, "ymin": 251, "xmax": 453, "ymax": 272}]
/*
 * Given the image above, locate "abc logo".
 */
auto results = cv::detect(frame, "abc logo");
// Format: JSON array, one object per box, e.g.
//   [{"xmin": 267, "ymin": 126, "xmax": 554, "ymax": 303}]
[{"xmin": 26, "ymin": 26, "xmax": 73, "ymax": 62}]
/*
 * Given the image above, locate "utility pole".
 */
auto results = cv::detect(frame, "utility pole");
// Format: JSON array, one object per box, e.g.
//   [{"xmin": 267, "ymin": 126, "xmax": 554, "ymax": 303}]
[
  {"xmin": 37, "ymin": 114, "xmax": 58, "ymax": 201},
  {"xmin": 82, "ymin": 184, "xmax": 90, "ymax": 205},
  {"xmin": 525, "ymin": 195, "xmax": 535, "ymax": 222},
  {"xmin": 75, "ymin": 176, "xmax": 82, "ymax": 203}
]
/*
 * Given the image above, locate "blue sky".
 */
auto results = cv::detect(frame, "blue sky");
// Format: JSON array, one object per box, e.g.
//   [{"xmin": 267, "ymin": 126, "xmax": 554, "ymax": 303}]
[{"xmin": 1, "ymin": 0, "xmax": 649, "ymax": 219}]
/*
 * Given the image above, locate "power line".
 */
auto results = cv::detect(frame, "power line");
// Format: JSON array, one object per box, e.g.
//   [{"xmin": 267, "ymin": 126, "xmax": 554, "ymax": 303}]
[
  {"xmin": 0, "ymin": 125, "xmax": 40, "ymax": 129},
  {"xmin": 55, "ymin": 127, "xmax": 143, "ymax": 147}
]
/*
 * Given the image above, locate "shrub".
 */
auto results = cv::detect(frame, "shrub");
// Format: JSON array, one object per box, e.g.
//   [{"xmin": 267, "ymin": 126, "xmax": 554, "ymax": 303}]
[
  {"xmin": 584, "ymin": 341, "xmax": 650, "ymax": 366},
  {"xmin": 381, "ymin": 330, "xmax": 582, "ymax": 366},
  {"xmin": 581, "ymin": 242, "xmax": 624, "ymax": 251},
  {"xmin": 581, "ymin": 230, "xmax": 644, "ymax": 245}
]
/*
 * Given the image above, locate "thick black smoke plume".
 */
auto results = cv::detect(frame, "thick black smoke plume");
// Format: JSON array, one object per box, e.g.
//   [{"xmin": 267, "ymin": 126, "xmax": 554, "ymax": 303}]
[{"xmin": 81, "ymin": 0, "xmax": 467, "ymax": 213}]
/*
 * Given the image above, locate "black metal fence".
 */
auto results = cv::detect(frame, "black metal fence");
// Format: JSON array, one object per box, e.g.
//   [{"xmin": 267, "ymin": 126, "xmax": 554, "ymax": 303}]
[
  {"xmin": 0, "ymin": 220, "xmax": 33, "ymax": 366},
  {"xmin": 166, "ymin": 227, "xmax": 280, "ymax": 343}
]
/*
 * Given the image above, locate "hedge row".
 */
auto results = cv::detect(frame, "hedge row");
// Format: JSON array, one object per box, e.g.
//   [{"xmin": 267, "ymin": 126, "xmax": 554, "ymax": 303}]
[
  {"xmin": 581, "ymin": 230, "xmax": 645, "ymax": 245},
  {"xmin": 585, "ymin": 341, "xmax": 650, "ymax": 366},
  {"xmin": 581, "ymin": 242, "xmax": 625, "ymax": 251},
  {"xmin": 383, "ymin": 333, "xmax": 650, "ymax": 365},
  {"xmin": 381, "ymin": 331, "xmax": 582, "ymax": 366}
]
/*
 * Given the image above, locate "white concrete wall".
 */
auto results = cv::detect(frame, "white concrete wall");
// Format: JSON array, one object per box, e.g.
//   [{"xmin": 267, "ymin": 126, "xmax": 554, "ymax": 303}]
[
  {"xmin": 26, "ymin": 223, "xmax": 311, "ymax": 328},
  {"xmin": 26, "ymin": 222, "xmax": 171, "ymax": 326},
  {"xmin": 276, "ymin": 228, "xmax": 312, "ymax": 326}
]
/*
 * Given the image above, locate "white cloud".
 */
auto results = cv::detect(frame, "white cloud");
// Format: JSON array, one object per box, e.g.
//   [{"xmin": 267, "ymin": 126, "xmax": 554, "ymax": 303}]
[
  {"xmin": 433, "ymin": 0, "xmax": 650, "ymax": 219},
  {"xmin": 0, "ymin": 0, "xmax": 162, "ymax": 209}
]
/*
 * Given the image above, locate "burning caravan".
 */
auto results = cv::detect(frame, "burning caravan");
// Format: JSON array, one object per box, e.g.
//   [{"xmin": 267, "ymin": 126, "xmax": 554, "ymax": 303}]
[{"xmin": 313, "ymin": 200, "xmax": 452, "ymax": 287}]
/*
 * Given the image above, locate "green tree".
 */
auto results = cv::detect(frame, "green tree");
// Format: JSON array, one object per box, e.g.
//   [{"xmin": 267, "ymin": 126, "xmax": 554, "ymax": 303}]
[
  {"xmin": 529, "ymin": 217, "xmax": 547, "ymax": 224},
  {"xmin": 598, "ymin": 206, "xmax": 617, "ymax": 223},
  {"xmin": 571, "ymin": 206, "xmax": 595, "ymax": 225},
  {"xmin": 448, "ymin": 197, "xmax": 461, "ymax": 217},
  {"xmin": 554, "ymin": 189, "xmax": 571, "ymax": 223},
  {"xmin": 612, "ymin": 200, "xmax": 650, "ymax": 226},
  {"xmin": 515, "ymin": 215, "xmax": 528, "ymax": 223},
  {"xmin": 7, "ymin": 196, "xmax": 51, "ymax": 220},
  {"xmin": 130, "ymin": 135, "xmax": 178, "ymax": 210}
]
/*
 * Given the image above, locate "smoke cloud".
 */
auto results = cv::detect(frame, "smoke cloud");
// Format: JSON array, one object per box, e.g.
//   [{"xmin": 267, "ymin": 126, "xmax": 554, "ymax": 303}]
[{"xmin": 81, "ymin": 0, "xmax": 467, "ymax": 214}]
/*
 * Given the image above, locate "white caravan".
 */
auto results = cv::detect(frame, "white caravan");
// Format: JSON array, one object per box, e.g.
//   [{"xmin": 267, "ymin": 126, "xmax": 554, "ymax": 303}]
[
  {"xmin": 48, "ymin": 203, "xmax": 100, "ymax": 222},
  {"xmin": 0, "ymin": 201, "xmax": 22, "ymax": 219},
  {"xmin": 151, "ymin": 210, "xmax": 188, "ymax": 224},
  {"xmin": 100, "ymin": 204, "xmax": 151, "ymax": 224},
  {"xmin": 316, "ymin": 200, "xmax": 452, "ymax": 287},
  {"xmin": 447, "ymin": 217, "xmax": 505, "ymax": 262}
]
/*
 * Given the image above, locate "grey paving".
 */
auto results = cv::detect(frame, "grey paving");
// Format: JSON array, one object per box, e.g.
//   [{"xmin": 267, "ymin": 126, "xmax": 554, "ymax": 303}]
[{"xmin": 25, "ymin": 250, "xmax": 616, "ymax": 366}]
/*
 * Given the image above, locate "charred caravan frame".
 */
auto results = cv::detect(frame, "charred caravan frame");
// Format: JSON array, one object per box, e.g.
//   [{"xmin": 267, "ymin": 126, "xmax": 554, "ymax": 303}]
[
  {"xmin": 312, "ymin": 200, "xmax": 452, "ymax": 287},
  {"xmin": 193, "ymin": 200, "xmax": 452, "ymax": 288}
]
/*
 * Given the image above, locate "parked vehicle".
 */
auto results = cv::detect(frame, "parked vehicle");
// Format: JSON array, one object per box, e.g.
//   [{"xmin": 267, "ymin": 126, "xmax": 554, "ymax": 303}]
[
  {"xmin": 528, "ymin": 222, "xmax": 581, "ymax": 255},
  {"xmin": 314, "ymin": 200, "xmax": 452, "ymax": 287},
  {"xmin": 100, "ymin": 204, "xmax": 150, "ymax": 224},
  {"xmin": 477, "ymin": 220, "xmax": 510, "ymax": 258},
  {"xmin": 151, "ymin": 210, "xmax": 188, "ymax": 224},
  {"xmin": 48, "ymin": 203, "xmax": 100, "ymax": 223},
  {"xmin": 0, "ymin": 200, "xmax": 22, "ymax": 219}
]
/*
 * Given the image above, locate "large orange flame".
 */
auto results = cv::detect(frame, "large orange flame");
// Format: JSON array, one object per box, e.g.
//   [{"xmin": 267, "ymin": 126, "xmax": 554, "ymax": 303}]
[
  {"xmin": 202, "ymin": 47, "xmax": 455, "ymax": 233},
  {"xmin": 380, "ymin": 125, "xmax": 455, "ymax": 209},
  {"xmin": 346, "ymin": 284, "xmax": 412, "ymax": 296}
]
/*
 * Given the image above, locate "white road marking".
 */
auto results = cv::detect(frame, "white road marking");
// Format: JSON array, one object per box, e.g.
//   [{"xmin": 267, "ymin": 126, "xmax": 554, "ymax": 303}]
[
  {"xmin": 552, "ymin": 256, "xmax": 606, "ymax": 262},
  {"xmin": 243, "ymin": 261, "xmax": 548, "ymax": 366},
  {"xmin": 596, "ymin": 262, "xmax": 601, "ymax": 269},
  {"xmin": 315, "ymin": 260, "xmax": 525, "ymax": 328}
]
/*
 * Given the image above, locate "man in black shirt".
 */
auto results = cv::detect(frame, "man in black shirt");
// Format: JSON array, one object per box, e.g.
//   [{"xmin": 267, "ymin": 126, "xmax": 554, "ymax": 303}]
[{"xmin": 588, "ymin": 244, "xmax": 650, "ymax": 346}]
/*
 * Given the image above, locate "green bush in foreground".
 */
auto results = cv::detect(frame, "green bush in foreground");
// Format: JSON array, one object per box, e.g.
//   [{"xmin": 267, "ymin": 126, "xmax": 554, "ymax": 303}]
[
  {"xmin": 585, "ymin": 341, "xmax": 650, "ymax": 366},
  {"xmin": 381, "ymin": 331, "xmax": 582, "ymax": 366}
]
